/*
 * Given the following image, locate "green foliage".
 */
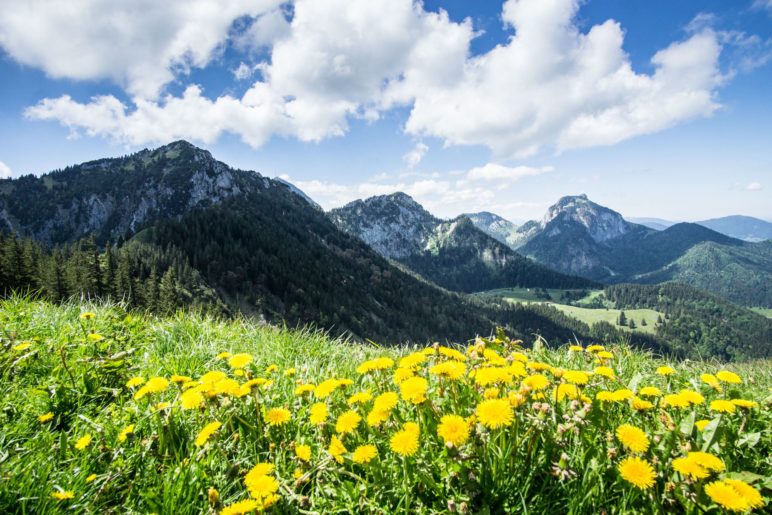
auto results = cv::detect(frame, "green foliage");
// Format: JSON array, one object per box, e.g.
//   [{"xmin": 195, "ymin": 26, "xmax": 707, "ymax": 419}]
[{"xmin": 605, "ymin": 283, "xmax": 772, "ymax": 361}]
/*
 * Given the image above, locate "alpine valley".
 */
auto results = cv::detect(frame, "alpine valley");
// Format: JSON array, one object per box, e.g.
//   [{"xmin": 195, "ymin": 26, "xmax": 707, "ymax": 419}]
[{"xmin": 0, "ymin": 142, "xmax": 769, "ymax": 360}]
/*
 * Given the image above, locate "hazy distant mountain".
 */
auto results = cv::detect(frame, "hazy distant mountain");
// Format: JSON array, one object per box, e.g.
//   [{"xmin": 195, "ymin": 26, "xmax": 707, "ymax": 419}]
[
  {"xmin": 696, "ymin": 215, "xmax": 772, "ymax": 242},
  {"xmin": 329, "ymin": 193, "xmax": 597, "ymax": 292},
  {"xmin": 627, "ymin": 217, "xmax": 677, "ymax": 231},
  {"xmin": 464, "ymin": 212, "xmax": 521, "ymax": 247},
  {"xmin": 515, "ymin": 195, "xmax": 770, "ymax": 306}
]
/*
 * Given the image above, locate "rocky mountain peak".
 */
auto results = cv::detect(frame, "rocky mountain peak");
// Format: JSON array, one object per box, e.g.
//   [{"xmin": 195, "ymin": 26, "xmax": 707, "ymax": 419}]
[{"xmin": 542, "ymin": 194, "xmax": 631, "ymax": 242}]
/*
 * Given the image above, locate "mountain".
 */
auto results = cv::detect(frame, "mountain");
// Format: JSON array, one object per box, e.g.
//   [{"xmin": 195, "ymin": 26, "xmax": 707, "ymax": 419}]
[
  {"xmin": 464, "ymin": 211, "xmax": 521, "ymax": 247},
  {"xmin": 696, "ymin": 215, "xmax": 772, "ymax": 242},
  {"xmin": 0, "ymin": 141, "xmax": 611, "ymax": 345},
  {"xmin": 516, "ymin": 195, "xmax": 771, "ymax": 306},
  {"xmin": 634, "ymin": 240, "xmax": 772, "ymax": 307},
  {"xmin": 627, "ymin": 217, "xmax": 677, "ymax": 231},
  {"xmin": 329, "ymin": 193, "xmax": 597, "ymax": 293}
]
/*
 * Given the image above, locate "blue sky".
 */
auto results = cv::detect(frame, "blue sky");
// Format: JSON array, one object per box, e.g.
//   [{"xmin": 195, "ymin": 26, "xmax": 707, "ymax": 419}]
[{"xmin": 0, "ymin": 0, "xmax": 770, "ymax": 222}]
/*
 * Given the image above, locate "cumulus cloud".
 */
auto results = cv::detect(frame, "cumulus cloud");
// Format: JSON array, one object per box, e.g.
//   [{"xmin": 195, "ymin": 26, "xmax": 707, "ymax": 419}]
[
  {"xmin": 746, "ymin": 181, "xmax": 762, "ymax": 191},
  {"xmin": 13, "ymin": 0, "xmax": 760, "ymax": 156},
  {"xmin": 465, "ymin": 164, "xmax": 553, "ymax": 183},
  {"xmin": 0, "ymin": 0, "xmax": 283, "ymax": 99},
  {"xmin": 0, "ymin": 161, "xmax": 12, "ymax": 179},
  {"xmin": 403, "ymin": 142, "xmax": 429, "ymax": 168}
]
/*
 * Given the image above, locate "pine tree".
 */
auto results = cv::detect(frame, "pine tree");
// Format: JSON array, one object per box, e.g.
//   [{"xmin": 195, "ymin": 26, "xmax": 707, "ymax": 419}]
[
  {"xmin": 158, "ymin": 267, "xmax": 178, "ymax": 313},
  {"xmin": 618, "ymin": 310, "xmax": 627, "ymax": 326}
]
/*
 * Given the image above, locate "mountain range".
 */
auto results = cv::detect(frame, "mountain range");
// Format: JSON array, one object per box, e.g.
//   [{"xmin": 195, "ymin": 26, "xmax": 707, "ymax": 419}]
[
  {"xmin": 0, "ymin": 141, "xmax": 608, "ymax": 345},
  {"xmin": 628, "ymin": 215, "xmax": 772, "ymax": 242},
  {"xmin": 463, "ymin": 195, "xmax": 770, "ymax": 307},
  {"xmin": 0, "ymin": 141, "xmax": 768, "ymax": 359},
  {"xmin": 329, "ymin": 193, "xmax": 595, "ymax": 293}
]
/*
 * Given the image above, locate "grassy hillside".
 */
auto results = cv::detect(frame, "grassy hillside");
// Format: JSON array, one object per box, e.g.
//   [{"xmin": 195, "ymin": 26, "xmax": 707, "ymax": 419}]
[
  {"xmin": 1, "ymin": 298, "xmax": 769, "ymax": 514},
  {"xmin": 549, "ymin": 305, "xmax": 661, "ymax": 335}
]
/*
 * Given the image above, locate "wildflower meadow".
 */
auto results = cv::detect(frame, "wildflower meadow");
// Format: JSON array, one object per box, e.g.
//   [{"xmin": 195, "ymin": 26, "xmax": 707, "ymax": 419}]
[{"xmin": 1, "ymin": 297, "xmax": 769, "ymax": 513}]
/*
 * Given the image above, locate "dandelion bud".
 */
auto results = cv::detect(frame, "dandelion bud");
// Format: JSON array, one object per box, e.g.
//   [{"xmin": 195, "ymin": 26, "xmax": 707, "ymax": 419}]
[
  {"xmin": 459, "ymin": 501, "xmax": 469, "ymax": 514},
  {"xmin": 607, "ymin": 447, "xmax": 617, "ymax": 459},
  {"xmin": 447, "ymin": 500, "xmax": 457, "ymax": 512},
  {"xmin": 207, "ymin": 487, "xmax": 220, "ymax": 506}
]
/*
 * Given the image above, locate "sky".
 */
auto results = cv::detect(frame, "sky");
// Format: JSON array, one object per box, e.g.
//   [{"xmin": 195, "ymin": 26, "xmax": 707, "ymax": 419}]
[{"xmin": 0, "ymin": 0, "xmax": 770, "ymax": 223}]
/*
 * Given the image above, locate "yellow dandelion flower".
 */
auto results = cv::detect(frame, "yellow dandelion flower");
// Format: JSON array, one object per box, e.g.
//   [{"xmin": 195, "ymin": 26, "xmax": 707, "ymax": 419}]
[
  {"xmin": 51, "ymin": 491, "xmax": 75, "ymax": 500},
  {"xmin": 199, "ymin": 370, "xmax": 227, "ymax": 385},
  {"xmin": 618, "ymin": 457, "xmax": 656, "ymax": 490},
  {"xmin": 687, "ymin": 451, "xmax": 725, "ymax": 472},
  {"xmin": 294, "ymin": 383, "xmax": 315, "ymax": 396},
  {"xmin": 656, "ymin": 366, "xmax": 675, "ymax": 376},
  {"xmin": 569, "ymin": 345, "xmax": 583, "ymax": 352},
  {"xmin": 679, "ymin": 389, "xmax": 705, "ymax": 406},
  {"xmin": 483, "ymin": 349, "xmax": 507, "ymax": 366},
  {"xmin": 79, "ymin": 312, "xmax": 96, "ymax": 320},
  {"xmin": 616, "ymin": 424, "xmax": 649, "ymax": 453},
  {"xmin": 473, "ymin": 366, "xmax": 512, "ymax": 386},
  {"xmin": 593, "ymin": 366, "xmax": 615, "ymax": 379},
  {"xmin": 399, "ymin": 376, "xmax": 428, "ymax": 404},
  {"xmin": 390, "ymin": 423, "xmax": 420, "ymax": 457},
  {"xmin": 638, "ymin": 386, "xmax": 662, "ymax": 397},
  {"xmin": 438, "ymin": 346, "xmax": 466, "ymax": 362},
  {"xmin": 328, "ymin": 435, "xmax": 347, "ymax": 463},
  {"xmin": 672, "ymin": 457, "xmax": 709, "ymax": 479},
  {"xmin": 352, "ymin": 444, "xmax": 378, "ymax": 464},
  {"xmin": 731, "ymin": 399, "xmax": 758, "ymax": 409},
  {"xmin": 314, "ymin": 378, "xmax": 342, "ymax": 399},
  {"xmin": 215, "ymin": 352, "xmax": 232, "ymax": 360},
  {"xmin": 610, "ymin": 389, "xmax": 634, "ymax": 402},
  {"xmin": 309, "ymin": 403, "xmax": 328, "ymax": 425},
  {"xmin": 126, "ymin": 376, "xmax": 145, "ymax": 388},
  {"xmin": 663, "ymin": 393, "xmax": 690, "ymax": 409},
  {"xmin": 710, "ymin": 399, "xmax": 736, "ymax": 414},
  {"xmin": 705, "ymin": 480, "xmax": 753, "ymax": 512},
  {"xmin": 510, "ymin": 352, "xmax": 528, "ymax": 363},
  {"xmin": 586, "ymin": 345, "xmax": 605, "ymax": 353},
  {"xmin": 563, "ymin": 370, "xmax": 590, "ymax": 385},
  {"xmin": 87, "ymin": 333, "xmax": 104, "ymax": 342},
  {"xmin": 295, "ymin": 444, "xmax": 311, "ymax": 462},
  {"xmin": 437, "ymin": 414, "xmax": 470, "ymax": 446},
  {"xmin": 245, "ymin": 473, "xmax": 278, "ymax": 501},
  {"xmin": 373, "ymin": 391, "xmax": 398, "ymax": 411},
  {"xmin": 283, "ymin": 367, "xmax": 296, "ymax": 377},
  {"xmin": 38, "ymin": 412, "xmax": 54, "ymax": 423},
  {"xmin": 86, "ymin": 474, "xmax": 97, "ymax": 482},
  {"xmin": 723, "ymin": 479, "xmax": 764, "ymax": 510},
  {"xmin": 715, "ymin": 370, "xmax": 741, "ymax": 384},
  {"xmin": 695, "ymin": 419, "xmax": 711, "ymax": 431},
  {"xmin": 335, "ymin": 410, "xmax": 362, "ymax": 434},
  {"xmin": 195, "ymin": 421, "xmax": 221, "ymax": 447},
  {"xmin": 597, "ymin": 351, "xmax": 613, "ymax": 359},
  {"xmin": 366, "ymin": 409, "xmax": 390, "ymax": 427},
  {"xmin": 170, "ymin": 374, "xmax": 192, "ymax": 384},
  {"xmin": 596, "ymin": 390, "xmax": 614, "ymax": 402},
  {"xmin": 117, "ymin": 424, "xmax": 135, "ymax": 443},
  {"xmin": 553, "ymin": 383, "xmax": 579, "ymax": 402},
  {"xmin": 701, "ymin": 373, "xmax": 721, "ymax": 389},
  {"xmin": 221, "ymin": 499, "xmax": 259, "ymax": 515},
  {"xmin": 526, "ymin": 361, "xmax": 551, "ymax": 371},
  {"xmin": 133, "ymin": 377, "xmax": 169, "ymax": 400},
  {"xmin": 347, "ymin": 391, "xmax": 373, "ymax": 405},
  {"xmin": 180, "ymin": 388, "xmax": 205, "ymax": 410},
  {"xmin": 74, "ymin": 434, "xmax": 92, "ymax": 450},
  {"xmin": 356, "ymin": 357, "xmax": 394, "ymax": 374},
  {"xmin": 392, "ymin": 367, "xmax": 415, "ymax": 384},
  {"xmin": 228, "ymin": 353, "xmax": 253, "ymax": 369},
  {"xmin": 632, "ymin": 397, "xmax": 654, "ymax": 411},
  {"xmin": 522, "ymin": 374, "xmax": 550, "ymax": 391},
  {"xmin": 13, "ymin": 342, "xmax": 32, "ymax": 351},
  {"xmin": 429, "ymin": 361, "xmax": 467, "ymax": 380},
  {"xmin": 476, "ymin": 398, "xmax": 514, "ymax": 430},
  {"xmin": 265, "ymin": 407, "xmax": 291, "ymax": 426}
]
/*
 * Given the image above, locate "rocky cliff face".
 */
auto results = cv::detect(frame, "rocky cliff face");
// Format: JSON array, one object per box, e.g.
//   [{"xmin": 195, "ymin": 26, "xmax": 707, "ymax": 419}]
[
  {"xmin": 541, "ymin": 194, "xmax": 632, "ymax": 242},
  {"xmin": 464, "ymin": 211, "xmax": 522, "ymax": 249},
  {"xmin": 0, "ymin": 140, "xmax": 281, "ymax": 244},
  {"xmin": 328, "ymin": 192, "xmax": 440, "ymax": 259}
]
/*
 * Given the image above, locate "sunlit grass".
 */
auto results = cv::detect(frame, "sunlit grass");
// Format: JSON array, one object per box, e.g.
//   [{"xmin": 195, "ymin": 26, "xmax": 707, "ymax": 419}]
[{"xmin": 1, "ymin": 297, "xmax": 769, "ymax": 514}]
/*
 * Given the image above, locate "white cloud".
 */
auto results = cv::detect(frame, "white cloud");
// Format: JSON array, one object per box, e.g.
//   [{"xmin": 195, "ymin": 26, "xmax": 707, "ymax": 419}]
[
  {"xmin": 0, "ymin": 0, "xmax": 283, "ymax": 99},
  {"xmin": 14, "ymin": 0, "xmax": 759, "ymax": 157},
  {"xmin": 746, "ymin": 181, "xmax": 762, "ymax": 191},
  {"xmin": 0, "ymin": 161, "xmax": 12, "ymax": 179},
  {"xmin": 233, "ymin": 62, "xmax": 256, "ymax": 81},
  {"xmin": 466, "ymin": 163, "xmax": 553, "ymax": 183},
  {"xmin": 402, "ymin": 142, "xmax": 428, "ymax": 168}
]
